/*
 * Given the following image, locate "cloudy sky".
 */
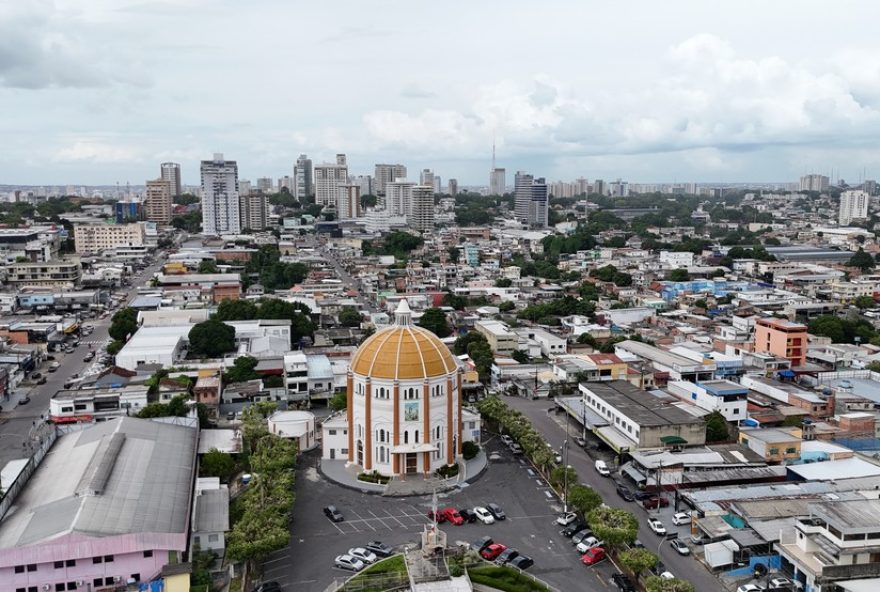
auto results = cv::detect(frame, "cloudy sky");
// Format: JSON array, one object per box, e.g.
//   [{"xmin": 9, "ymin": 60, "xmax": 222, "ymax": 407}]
[{"xmin": 4, "ymin": 0, "xmax": 880, "ymax": 186}]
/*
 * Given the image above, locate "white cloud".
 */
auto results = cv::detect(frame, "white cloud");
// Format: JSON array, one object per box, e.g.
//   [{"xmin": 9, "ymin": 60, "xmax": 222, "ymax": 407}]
[{"xmin": 54, "ymin": 141, "xmax": 141, "ymax": 163}]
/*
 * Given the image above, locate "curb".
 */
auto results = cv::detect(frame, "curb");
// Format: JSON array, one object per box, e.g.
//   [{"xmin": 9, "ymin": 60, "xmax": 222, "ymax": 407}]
[{"xmin": 317, "ymin": 461, "xmax": 386, "ymax": 496}]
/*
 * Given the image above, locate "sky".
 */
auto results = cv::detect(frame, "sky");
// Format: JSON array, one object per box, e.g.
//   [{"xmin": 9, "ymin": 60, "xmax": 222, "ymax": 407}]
[{"xmin": 4, "ymin": 0, "xmax": 880, "ymax": 186}]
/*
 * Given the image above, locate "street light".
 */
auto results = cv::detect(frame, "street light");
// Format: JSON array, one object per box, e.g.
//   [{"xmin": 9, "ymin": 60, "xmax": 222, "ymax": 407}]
[{"xmin": 561, "ymin": 440, "xmax": 570, "ymax": 513}]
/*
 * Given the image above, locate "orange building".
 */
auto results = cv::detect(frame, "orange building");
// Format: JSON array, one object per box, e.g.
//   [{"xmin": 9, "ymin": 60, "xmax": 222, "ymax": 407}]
[{"xmin": 754, "ymin": 318, "xmax": 807, "ymax": 367}]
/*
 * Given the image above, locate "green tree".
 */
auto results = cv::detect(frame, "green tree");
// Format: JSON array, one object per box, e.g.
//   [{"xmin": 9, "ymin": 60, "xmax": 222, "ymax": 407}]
[
  {"xmin": 189, "ymin": 319, "xmax": 236, "ymax": 357},
  {"xmin": 868, "ymin": 361, "xmax": 880, "ymax": 373},
  {"xmin": 666, "ymin": 268, "xmax": 690, "ymax": 282},
  {"xmin": 705, "ymin": 411, "xmax": 730, "ymax": 442},
  {"xmin": 499, "ymin": 301, "xmax": 515, "ymax": 313},
  {"xmin": 855, "ymin": 295, "xmax": 876, "ymax": 309},
  {"xmin": 568, "ymin": 484, "xmax": 602, "ymax": 516},
  {"xmin": 453, "ymin": 331, "xmax": 488, "ymax": 355},
  {"xmin": 447, "ymin": 246, "xmax": 461, "ymax": 263},
  {"xmin": 215, "ymin": 298, "xmax": 259, "ymax": 321},
  {"xmin": 417, "ymin": 308, "xmax": 452, "ymax": 337},
  {"xmin": 225, "ymin": 356, "xmax": 260, "ymax": 384},
  {"xmin": 329, "ymin": 391, "xmax": 348, "ymax": 411},
  {"xmin": 848, "ymin": 248, "xmax": 875, "ymax": 272},
  {"xmin": 550, "ymin": 465, "xmax": 578, "ymax": 488},
  {"xmin": 495, "ymin": 277, "xmax": 513, "ymax": 288},
  {"xmin": 201, "ymin": 448, "xmax": 236, "ymax": 482},
  {"xmin": 511, "ymin": 350, "xmax": 530, "ymax": 364},
  {"xmin": 198, "ymin": 260, "xmax": 219, "ymax": 274},
  {"xmin": 577, "ymin": 333, "xmax": 598, "ymax": 347},
  {"xmin": 644, "ymin": 576, "xmax": 696, "ymax": 592},
  {"xmin": 106, "ymin": 339, "xmax": 124, "ymax": 355},
  {"xmin": 108, "ymin": 307, "xmax": 139, "ymax": 342},
  {"xmin": 619, "ymin": 548, "xmax": 659, "ymax": 576},
  {"xmin": 587, "ymin": 506, "xmax": 639, "ymax": 548},
  {"xmin": 338, "ymin": 307, "xmax": 363, "ymax": 328}
]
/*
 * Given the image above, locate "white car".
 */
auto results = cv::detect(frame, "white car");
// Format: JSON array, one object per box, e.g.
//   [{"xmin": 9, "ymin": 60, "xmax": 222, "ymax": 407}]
[
  {"xmin": 768, "ymin": 578, "xmax": 800, "ymax": 590},
  {"xmin": 575, "ymin": 536, "xmax": 604, "ymax": 553},
  {"xmin": 556, "ymin": 512, "xmax": 578, "ymax": 526},
  {"xmin": 334, "ymin": 554, "xmax": 365, "ymax": 572},
  {"xmin": 672, "ymin": 512, "xmax": 691, "ymax": 526},
  {"xmin": 500, "ymin": 435, "xmax": 513, "ymax": 447},
  {"xmin": 647, "ymin": 518, "xmax": 667, "ymax": 536},
  {"xmin": 474, "ymin": 506, "xmax": 495, "ymax": 524},
  {"xmin": 660, "ymin": 571, "xmax": 675, "ymax": 580},
  {"xmin": 347, "ymin": 547, "xmax": 378, "ymax": 565},
  {"xmin": 736, "ymin": 585, "xmax": 763, "ymax": 592},
  {"xmin": 670, "ymin": 539, "xmax": 690, "ymax": 555}
]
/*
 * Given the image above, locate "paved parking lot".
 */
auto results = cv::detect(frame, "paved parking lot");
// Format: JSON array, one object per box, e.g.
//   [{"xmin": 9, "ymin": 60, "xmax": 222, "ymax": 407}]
[{"xmin": 260, "ymin": 439, "xmax": 625, "ymax": 592}]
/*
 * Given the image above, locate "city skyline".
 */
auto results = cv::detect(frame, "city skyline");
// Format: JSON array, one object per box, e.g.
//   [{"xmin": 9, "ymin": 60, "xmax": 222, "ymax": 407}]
[{"xmin": 4, "ymin": 1, "xmax": 880, "ymax": 185}]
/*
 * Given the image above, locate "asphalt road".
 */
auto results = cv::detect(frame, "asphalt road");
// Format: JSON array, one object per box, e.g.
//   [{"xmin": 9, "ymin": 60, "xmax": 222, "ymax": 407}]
[
  {"xmin": 504, "ymin": 395, "xmax": 722, "ymax": 592},
  {"xmin": 0, "ymin": 259, "xmax": 165, "ymax": 469}
]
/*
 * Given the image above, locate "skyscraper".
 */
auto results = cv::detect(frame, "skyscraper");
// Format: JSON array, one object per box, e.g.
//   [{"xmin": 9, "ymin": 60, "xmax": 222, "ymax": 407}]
[
  {"xmin": 160, "ymin": 162, "xmax": 182, "ymax": 197},
  {"xmin": 239, "ymin": 192, "xmax": 270, "ymax": 231},
  {"xmin": 314, "ymin": 155, "xmax": 349, "ymax": 207},
  {"xmin": 447, "ymin": 179, "xmax": 458, "ymax": 196},
  {"xmin": 294, "ymin": 154, "xmax": 313, "ymax": 200},
  {"xmin": 337, "ymin": 184, "xmax": 362, "ymax": 220},
  {"xmin": 514, "ymin": 171, "xmax": 548, "ymax": 228},
  {"xmin": 374, "ymin": 164, "xmax": 407, "ymax": 195},
  {"xmin": 385, "ymin": 180, "xmax": 415, "ymax": 216},
  {"xmin": 200, "ymin": 153, "xmax": 241, "ymax": 235},
  {"xmin": 408, "ymin": 185, "xmax": 435, "ymax": 232},
  {"xmin": 420, "ymin": 169, "xmax": 435, "ymax": 187},
  {"xmin": 144, "ymin": 178, "xmax": 172, "ymax": 225},
  {"xmin": 839, "ymin": 189, "xmax": 869, "ymax": 225},
  {"xmin": 800, "ymin": 174, "xmax": 830, "ymax": 192},
  {"xmin": 489, "ymin": 143, "xmax": 505, "ymax": 195},
  {"xmin": 256, "ymin": 177, "xmax": 274, "ymax": 193}
]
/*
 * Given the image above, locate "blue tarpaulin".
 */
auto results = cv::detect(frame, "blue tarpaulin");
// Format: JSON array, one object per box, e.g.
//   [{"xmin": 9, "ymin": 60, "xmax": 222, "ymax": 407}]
[{"xmin": 778, "ymin": 370, "xmax": 796, "ymax": 378}]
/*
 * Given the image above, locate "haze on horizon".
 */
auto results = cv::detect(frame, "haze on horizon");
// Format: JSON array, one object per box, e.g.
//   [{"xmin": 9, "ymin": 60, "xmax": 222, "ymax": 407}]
[{"xmin": 3, "ymin": 0, "xmax": 880, "ymax": 186}]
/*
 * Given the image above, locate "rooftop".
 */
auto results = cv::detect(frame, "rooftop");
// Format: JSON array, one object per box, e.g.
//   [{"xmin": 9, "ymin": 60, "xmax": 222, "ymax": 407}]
[
  {"xmin": 580, "ymin": 381, "xmax": 703, "ymax": 428},
  {"xmin": 811, "ymin": 499, "xmax": 880, "ymax": 532}
]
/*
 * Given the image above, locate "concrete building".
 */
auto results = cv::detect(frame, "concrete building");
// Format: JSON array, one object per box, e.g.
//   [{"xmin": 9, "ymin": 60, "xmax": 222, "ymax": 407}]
[
  {"xmin": 6, "ymin": 260, "xmax": 82, "ymax": 289},
  {"xmin": 191, "ymin": 478, "xmax": 229, "ymax": 557},
  {"xmin": 489, "ymin": 168, "xmax": 506, "ymax": 195},
  {"xmin": 160, "ymin": 162, "xmax": 182, "ymax": 197},
  {"xmin": 754, "ymin": 317, "xmax": 808, "ymax": 367},
  {"xmin": 49, "ymin": 385, "xmax": 151, "ymax": 424},
  {"xmin": 0, "ymin": 417, "xmax": 198, "ymax": 591},
  {"xmin": 799, "ymin": 174, "xmax": 830, "ymax": 192},
  {"xmin": 294, "ymin": 154, "xmax": 313, "ymax": 200},
  {"xmin": 374, "ymin": 164, "xmax": 407, "ymax": 195},
  {"xmin": 614, "ymin": 340, "xmax": 716, "ymax": 382},
  {"xmin": 514, "ymin": 327, "xmax": 566, "ymax": 358},
  {"xmin": 314, "ymin": 155, "xmax": 349, "ymax": 207},
  {"xmin": 737, "ymin": 427, "xmax": 801, "ymax": 463},
  {"xmin": 114, "ymin": 325, "xmax": 193, "ymax": 371},
  {"xmin": 839, "ymin": 189, "xmax": 869, "ymax": 225},
  {"xmin": 144, "ymin": 178, "xmax": 172, "ymax": 224},
  {"xmin": 385, "ymin": 179, "xmax": 415, "ymax": 217},
  {"xmin": 408, "ymin": 185, "xmax": 434, "ymax": 232},
  {"xmin": 447, "ymin": 178, "xmax": 458, "ymax": 196},
  {"xmin": 74, "ymin": 223, "xmax": 146, "ymax": 254},
  {"xmin": 0, "ymin": 226, "xmax": 62, "ymax": 263},
  {"xmin": 475, "ymin": 320, "xmax": 517, "ymax": 355},
  {"xmin": 336, "ymin": 184, "xmax": 362, "ymax": 220},
  {"xmin": 666, "ymin": 380, "xmax": 748, "ymax": 422},
  {"xmin": 256, "ymin": 177, "xmax": 274, "ymax": 193},
  {"xmin": 419, "ymin": 169, "xmax": 434, "ymax": 189},
  {"xmin": 514, "ymin": 171, "xmax": 548, "ymax": 227},
  {"xmin": 268, "ymin": 410, "xmax": 317, "ymax": 452},
  {"xmin": 239, "ymin": 192, "xmax": 270, "ymax": 231},
  {"xmin": 201, "ymin": 153, "xmax": 241, "ymax": 235}
]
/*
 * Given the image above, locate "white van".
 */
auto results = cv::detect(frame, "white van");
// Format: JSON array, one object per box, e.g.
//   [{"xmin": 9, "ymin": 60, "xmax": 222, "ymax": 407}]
[{"xmin": 595, "ymin": 460, "xmax": 611, "ymax": 477}]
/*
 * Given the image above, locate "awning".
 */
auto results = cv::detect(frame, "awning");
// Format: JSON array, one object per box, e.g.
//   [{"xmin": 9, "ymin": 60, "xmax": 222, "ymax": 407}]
[
  {"xmin": 660, "ymin": 436, "xmax": 688, "ymax": 445},
  {"xmin": 595, "ymin": 425, "xmax": 637, "ymax": 453},
  {"xmin": 620, "ymin": 463, "xmax": 647, "ymax": 484},
  {"xmin": 391, "ymin": 443, "xmax": 438, "ymax": 454}
]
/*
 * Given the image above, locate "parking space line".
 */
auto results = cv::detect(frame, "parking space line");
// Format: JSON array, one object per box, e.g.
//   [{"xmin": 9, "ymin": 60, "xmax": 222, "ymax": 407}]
[
  {"xmin": 383, "ymin": 509, "xmax": 409, "ymax": 529},
  {"xmin": 330, "ymin": 520, "xmax": 347, "ymax": 534},
  {"xmin": 367, "ymin": 510, "xmax": 394, "ymax": 530},
  {"xmin": 534, "ymin": 479, "xmax": 543, "ymax": 486}
]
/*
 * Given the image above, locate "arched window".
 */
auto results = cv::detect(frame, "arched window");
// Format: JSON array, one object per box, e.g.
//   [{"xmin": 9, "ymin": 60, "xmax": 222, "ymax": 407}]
[
  {"xmin": 414, "ymin": 430, "xmax": 419, "ymax": 443},
  {"xmin": 404, "ymin": 431, "xmax": 409, "ymax": 444}
]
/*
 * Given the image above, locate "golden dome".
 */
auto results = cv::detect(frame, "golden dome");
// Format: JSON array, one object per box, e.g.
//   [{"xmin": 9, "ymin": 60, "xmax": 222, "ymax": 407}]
[{"xmin": 351, "ymin": 301, "xmax": 458, "ymax": 380}]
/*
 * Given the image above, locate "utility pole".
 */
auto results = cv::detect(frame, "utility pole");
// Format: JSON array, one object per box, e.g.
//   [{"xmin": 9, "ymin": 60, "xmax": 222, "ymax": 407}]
[{"xmin": 562, "ymin": 440, "xmax": 570, "ymax": 513}]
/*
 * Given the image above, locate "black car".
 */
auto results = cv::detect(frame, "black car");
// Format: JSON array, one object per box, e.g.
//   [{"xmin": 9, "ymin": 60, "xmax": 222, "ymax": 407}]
[
  {"xmin": 37, "ymin": 377, "xmax": 47, "ymax": 385},
  {"xmin": 252, "ymin": 583, "xmax": 281, "ymax": 592},
  {"xmin": 649, "ymin": 561, "xmax": 668, "ymax": 577},
  {"xmin": 562, "ymin": 521, "xmax": 588, "ymax": 537},
  {"xmin": 323, "ymin": 505, "xmax": 344, "ymax": 522},
  {"xmin": 31, "ymin": 372, "xmax": 42, "ymax": 380},
  {"xmin": 633, "ymin": 490, "xmax": 656, "ymax": 501},
  {"xmin": 494, "ymin": 548, "xmax": 519, "ymax": 566},
  {"xmin": 471, "ymin": 536, "xmax": 493, "ymax": 553},
  {"xmin": 364, "ymin": 541, "xmax": 394, "ymax": 558},
  {"xmin": 486, "ymin": 503, "xmax": 506, "ymax": 520},
  {"xmin": 509, "ymin": 555, "xmax": 534, "ymax": 570},
  {"xmin": 459, "ymin": 508, "xmax": 478, "ymax": 523},
  {"xmin": 611, "ymin": 573, "xmax": 636, "ymax": 592},
  {"xmin": 616, "ymin": 483, "xmax": 635, "ymax": 502}
]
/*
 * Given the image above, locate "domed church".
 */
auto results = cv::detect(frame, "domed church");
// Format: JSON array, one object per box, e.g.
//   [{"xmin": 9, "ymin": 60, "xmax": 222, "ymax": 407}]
[{"xmin": 345, "ymin": 300, "xmax": 463, "ymax": 477}]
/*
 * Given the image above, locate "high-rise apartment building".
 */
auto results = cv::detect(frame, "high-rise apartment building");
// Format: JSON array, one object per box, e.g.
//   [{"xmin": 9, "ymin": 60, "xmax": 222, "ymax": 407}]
[
  {"xmin": 201, "ymin": 153, "xmax": 241, "ymax": 235},
  {"xmin": 314, "ymin": 155, "xmax": 349, "ymax": 207},
  {"xmin": 514, "ymin": 172, "xmax": 548, "ymax": 228},
  {"xmin": 279, "ymin": 175, "xmax": 294, "ymax": 192},
  {"xmin": 799, "ymin": 174, "xmax": 830, "ymax": 192},
  {"xmin": 420, "ymin": 169, "xmax": 435, "ymax": 187},
  {"xmin": 374, "ymin": 164, "xmax": 407, "ymax": 195},
  {"xmin": 839, "ymin": 189, "xmax": 870, "ymax": 225},
  {"xmin": 160, "ymin": 162, "xmax": 182, "ymax": 197},
  {"xmin": 74, "ymin": 223, "xmax": 146, "ymax": 254},
  {"xmin": 337, "ymin": 184, "xmax": 362, "ymax": 220},
  {"xmin": 144, "ymin": 178, "xmax": 172, "ymax": 224},
  {"xmin": 489, "ymin": 168, "xmax": 506, "ymax": 195},
  {"xmin": 351, "ymin": 175, "xmax": 373, "ymax": 198},
  {"xmin": 239, "ymin": 192, "xmax": 270, "ymax": 231},
  {"xmin": 447, "ymin": 179, "xmax": 458, "ymax": 196},
  {"xmin": 408, "ymin": 185, "xmax": 434, "ymax": 232},
  {"xmin": 433, "ymin": 176, "xmax": 441, "ymax": 194},
  {"xmin": 593, "ymin": 179, "xmax": 606, "ymax": 196},
  {"xmin": 256, "ymin": 177, "xmax": 274, "ymax": 193},
  {"xmin": 294, "ymin": 154, "xmax": 313, "ymax": 200},
  {"xmin": 385, "ymin": 180, "xmax": 415, "ymax": 217}
]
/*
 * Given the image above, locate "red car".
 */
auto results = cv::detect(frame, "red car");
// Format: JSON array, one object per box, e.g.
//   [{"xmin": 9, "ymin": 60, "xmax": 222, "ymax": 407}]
[
  {"xmin": 642, "ymin": 496, "xmax": 670, "ymax": 510},
  {"xmin": 427, "ymin": 510, "xmax": 447, "ymax": 523},
  {"xmin": 443, "ymin": 508, "xmax": 464, "ymax": 525},
  {"xmin": 581, "ymin": 547, "xmax": 606, "ymax": 566},
  {"xmin": 480, "ymin": 543, "xmax": 508, "ymax": 561}
]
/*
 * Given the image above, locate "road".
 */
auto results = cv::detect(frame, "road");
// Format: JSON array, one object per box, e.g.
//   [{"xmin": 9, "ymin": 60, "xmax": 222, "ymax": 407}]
[
  {"xmin": 0, "ymin": 258, "xmax": 166, "ymax": 469},
  {"xmin": 503, "ymin": 395, "xmax": 721, "ymax": 592}
]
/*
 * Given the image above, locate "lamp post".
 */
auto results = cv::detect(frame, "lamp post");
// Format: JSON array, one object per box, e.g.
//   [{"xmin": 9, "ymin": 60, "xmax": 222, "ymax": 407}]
[{"xmin": 561, "ymin": 440, "xmax": 570, "ymax": 512}]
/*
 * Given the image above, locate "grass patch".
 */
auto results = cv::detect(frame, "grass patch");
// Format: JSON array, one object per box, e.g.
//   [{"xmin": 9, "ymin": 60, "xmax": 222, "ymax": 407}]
[
  {"xmin": 468, "ymin": 565, "xmax": 550, "ymax": 592},
  {"xmin": 342, "ymin": 555, "xmax": 408, "ymax": 591},
  {"xmin": 357, "ymin": 471, "xmax": 391, "ymax": 485}
]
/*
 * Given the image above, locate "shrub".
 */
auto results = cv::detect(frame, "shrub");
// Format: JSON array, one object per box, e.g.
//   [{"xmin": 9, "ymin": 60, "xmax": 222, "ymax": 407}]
[
  {"xmin": 435, "ymin": 463, "xmax": 460, "ymax": 479},
  {"xmin": 357, "ymin": 471, "xmax": 390, "ymax": 484},
  {"xmin": 463, "ymin": 441, "xmax": 480, "ymax": 460},
  {"xmin": 468, "ymin": 565, "xmax": 550, "ymax": 592}
]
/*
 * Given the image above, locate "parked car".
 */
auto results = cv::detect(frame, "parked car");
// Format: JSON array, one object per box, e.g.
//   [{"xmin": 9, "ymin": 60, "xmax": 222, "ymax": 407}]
[
  {"xmin": 736, "ymin": 585, "xmax": 764, "ymax": 592},
  {"xmin": 616, "ymin": 483, "xmax": 635, "ymax": 501},
  {"xmin": 37, "ymin": 377, "xmax": 46, "ymax": 385},
  {"xmin": 19, "ymin": 396, "xmax": 30, "ymax": 405},
  {"xmin": 442, "ymin": 508, "xmax": 464, "ymax": 525},
  {"xmin": 494, "ymin": 548, "xmax": 520, "ymax": 566},
  {"xmin": 364, "ymin": 541, "xmax": 394, "ymax": 558},
  {"xmin": 347, "ymin": 547, "xmax": 377, "ymax": 565},
  {"xmin": 649, "ymin": 561, "xmax": 668, "ymax": 577},
  {"xmin": 581, "ymin": 547, "xmax": 606, "ymax": 566},
  {"xmin": 571, "ymin": 530, "xmax": 594, "ymax": 546},
  {"xmin": 45, "ymin": 355, "xmax": 55, "ymax": 361},
  {"xmin": 471, "ymin": 536, "xmax": 493, "ymax": 553},
  {"xmin": 427, "ymin": 509, "xmax": 447, "ymax": 524},
  {"xmin": 672, "ymin": 512, "xmax": 691, "ymax": 526},
  {"xmin": 486, "ymin": 503, "xmax": 506, "ymax": 520},
  {"xmin": 562, "ymin": 522, "xmax": 588, "ymax": 538},
  {"xmin": 768, "ymin": 577, "xmax": 800, "ymax": 590},
  {"xmin": 575, "ymin": 437, "xmax": 587, "ymax": 448},
  {"xmin": 459, "ymin": 508, "xmax": 478, "ymax": 523},
  {"xmin": 474, "ymin": 507, "xmax": 495, "ymax": 524},
  {"xmin": 31, "ymin": 372, "xmax": 42, "ymax": 380},
  {"xmin": 633, "ymin": 491, "xmax": 656, "ymax": 501},
  {"xmin": 480, "ymin": 543, "xmax": 508, "ymax": 561},
  {"xmin": 323, "ymin": 506, "xmax": 344, "ymax": 522},
  {"xmin": 251, "ymin": 582, "xmax": 281, "ymax": 592},
  {"xmin": 556, "ymin": 512, "xmax": 579, "ymax": 526},
  {"xmin": 509, "ymin": 443, "xmax": 523, "ymax": 455},
  {"xmin": 594, "ymin": 460, "xmax": 611, "ymax": 476},
  {"xmin": 576, "ymin": 537, "xmax": 604, "ymax": 554},
  {"xmin": 611, "ymin": 572, "xmax": 636, "ymax": 592},
  {"xmin": 642, "ymin": 496, "xmax": 670, "ymax": 510},
  {"xmin": 690, "ymin": 531, "xmax": 706, "ymax": 545},
  {"xmin": 647, "ymin": 518, "xmax": 667, "ymax": 536},
  {"xmin": 500, "ymin": 435, "xmax": 513, "ymax": 447},
  {"xmin": 509, "ymin": 555, "xmax": 534, "ymax": 570},
  {"xmin": 334, "ymin": 555, "xmax": 364, "ymax": 572},
  {"xmin": 670, "ymin": 539, "xmax": 690, "ymax": 555}
]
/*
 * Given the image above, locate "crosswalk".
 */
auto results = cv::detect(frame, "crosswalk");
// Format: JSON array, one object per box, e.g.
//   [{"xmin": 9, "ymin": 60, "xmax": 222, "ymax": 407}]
[{"xmin": 78, "ymin": 339, "xmax": 109, "ymax": 345}]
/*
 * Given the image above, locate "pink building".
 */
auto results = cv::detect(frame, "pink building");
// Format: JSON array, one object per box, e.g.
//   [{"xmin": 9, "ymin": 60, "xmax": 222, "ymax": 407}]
[
  {"xmin": 754, "ymin": 318, "xmax": 808, "ymax": 368},
  {"xmin": 1, "ymin": 417, "xmax": 198, "ymax": 592}
]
